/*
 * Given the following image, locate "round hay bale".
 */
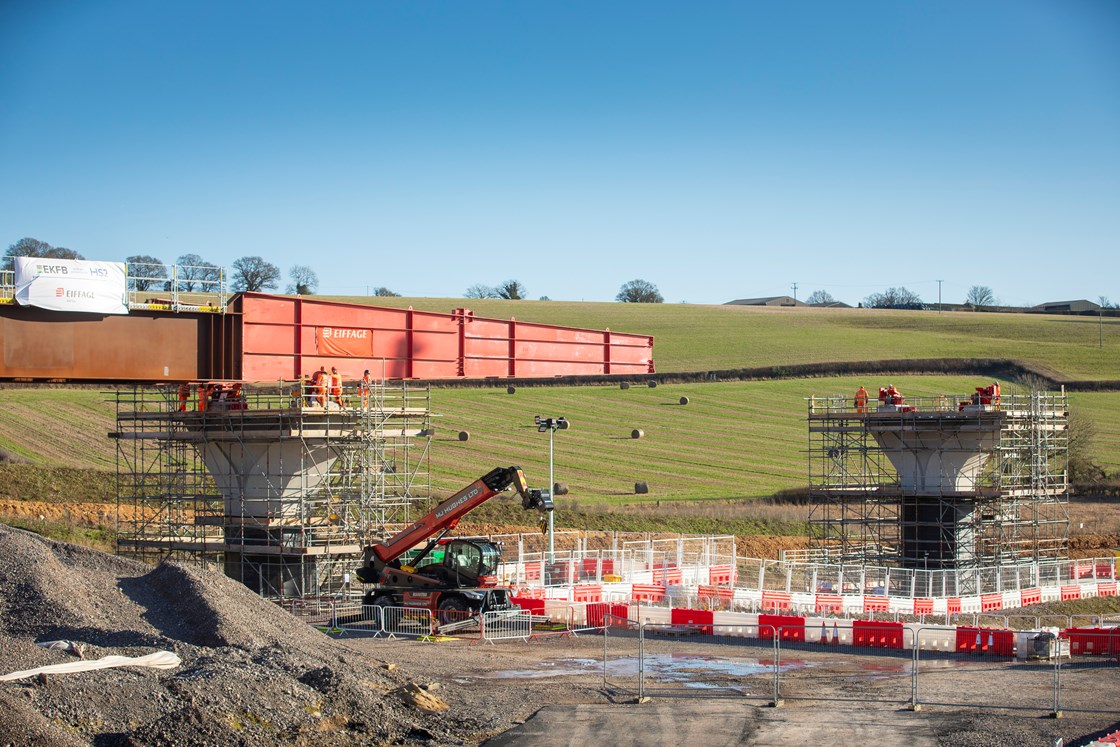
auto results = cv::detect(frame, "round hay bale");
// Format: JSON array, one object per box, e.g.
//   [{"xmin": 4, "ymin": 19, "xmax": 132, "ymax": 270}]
[
  {"xmin": 634, "ymin": 481, "xmax": 649, "ymax": 494},
  {"xmin": 647, "ymin": 380, "xmax": 657, "ymax": 388},
  {"xmin": 457, "ymin": 430, "xmax": 470, "ymax": 442},
  {"xmin": 679, "ymin": 396, "xmax": 689, "ymax": 405},
  {"xmin": 619, "ymin": 382, "xmax": 631, "ymax": 390},
  {"xmin": 506, "ymin": 386, "xmax": 516, "ymax": 394},
  {"xmin": 630, "ymin": 429, "xmax": 644, "ymax": 439},
  {"xmin": 553, "ymin": 482, "xmax": 569, "ymax": 496}
]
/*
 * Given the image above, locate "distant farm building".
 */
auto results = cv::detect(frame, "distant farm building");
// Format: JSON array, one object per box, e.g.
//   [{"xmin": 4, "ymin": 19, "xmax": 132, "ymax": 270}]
[
  {"xmin": 725, "ymin": 295, "xmax": 807, "ymax": 307},
  {"xmin": 1031, "ymin": 299, "xmax": 1101, "ymax": 314}
]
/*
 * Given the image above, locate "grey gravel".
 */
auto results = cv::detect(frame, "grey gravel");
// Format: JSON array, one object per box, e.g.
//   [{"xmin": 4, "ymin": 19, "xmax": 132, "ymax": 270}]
[{"xmin": 0, "ymin": 524, "xmax": 528, "ymax": 746}]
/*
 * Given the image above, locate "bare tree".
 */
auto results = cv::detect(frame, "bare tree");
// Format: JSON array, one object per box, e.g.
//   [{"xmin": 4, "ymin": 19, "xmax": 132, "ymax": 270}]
[
  {"xmin": 863, "ymin": 287, "xmax": 924, "ymax": 310},
  {"xmin": 966, "ymin": 285, "xmax": 996, "ymax": 309},
  {"xmin": 286, "ymin": 265, "xmax": 319, "ymax": 295},
  {"xmin": 465, "ymin": 284, "xmax": 495, "ymax": 299},
  {"xmin": 231, "ymin": 256, "xmax": 280, "ymax": 292},
  {"xmin": 616, "ymin": 279, "xmax": 664, "ymax": 303},
  {"xmin": 806, "ymin": 289, "xmax": 837, "ymax": 305},
  {"xmin": 175, "ymin": 253, "xmax": 218, "ymax": 292},
  {"xmin": 125, "ymin": 254, "xmax": 168, "ymax": 292},
  {"xmin": 494, "ymin": 279, "xmax": 527, "ymax": 300},
  {"xmin": 6, "ymin": 237, "xmax": 84, "ymax": 260},
  {"xmin": 1099, "ymin": 296, "xmax": 1117, "ymax": 309}
]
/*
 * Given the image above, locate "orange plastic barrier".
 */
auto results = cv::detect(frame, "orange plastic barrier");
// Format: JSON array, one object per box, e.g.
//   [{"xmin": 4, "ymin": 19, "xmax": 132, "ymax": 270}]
[
  {"xmin": 815, "ymin": 594, "xmax": 843, "ymax": 614},
  {"xmin": 697, "ymin": 585, "xmax": 735, "ymax": 610},
  {"xmin": 1099, "ymin": 581, "xmax": 1118, "ymax": 596},
  {"xmin": 524, "ymin": 561, "xmax": 542, "ymax": 581},
  {"xmin": 510, "ymin": 597, "xmax": 546, "ymax": 616},
  {"xmin": 573, "ymin": 584, "xmax": 602, "ymax": 603},
  {"xmin": 862, "ymin": 595, "xmax": 888, "ymax": 613},
  {"xmin": 980, "ymin": 593, "xmax": 1003, "ymax": 611},
  {"xmin": 671, "ymin": 607, "xmax": 714, "ymax": 635},
  {"xmin": 761, "ymin": 591, "xmax": 792, "ymax": 611},
  {"xmin": 1061, "ymin": 627, "xmax": 1120, "ymax": 656},
  {"xmin": 955, "ymin": 626, "xmax": 1014, "ymax": 656},
  {"xmin": 853, "ymin": 620, "xmax": 904, "ymax": 649},
  {"xmin": 759, "ymin": 614, "xmax": 805, "ymax": 641},
  {"xmin": 1020, "ymin": 588, "xmax": 1042, "ymax": 606},
  {"xmin": 946, "ymin": 598, "xmax": 961, "ymax": 614},
  {"xmin": 708, "ymin": 564, "xmax": 736, "ymax": 585},
  {"xmin": 631, "ymin": 583, "xmax": 667, "ymax": 603},
  {"xmin": 1060, "ymin": 585, "xmax": 1081, "ymax": 601},
  {"xmin": 912, "ymin": 598, "xmax": 934, "ymax": 615},
  {"xmin": 650, "ymin": 564, "xmax": 682, "ymax": 584},
  {"xmin": 579, "ymin": 558, "xmax": 615, "ymax": 577},
  {"xmin": 587, "ymin": 603, "xmax": 630, "ymax": 628}
]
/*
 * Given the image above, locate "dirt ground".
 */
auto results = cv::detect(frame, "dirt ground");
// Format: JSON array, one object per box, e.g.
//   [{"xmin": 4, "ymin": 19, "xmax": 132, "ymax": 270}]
[
  {"xmin": 2, "ymin": 524, "xmax": 1118, "ymax": 746},
  {"xmin": 342, "ymin": 634, "xmax": 1120, "ymax": 747}
]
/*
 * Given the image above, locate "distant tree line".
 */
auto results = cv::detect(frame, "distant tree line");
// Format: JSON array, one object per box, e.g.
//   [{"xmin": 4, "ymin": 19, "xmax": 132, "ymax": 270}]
[
  {"xmin": 3, "ymin": 238, "xmax": 401, "ymax": 297},
  {"xmin": 462, "ymin": 278, "xmax": 665, "ymax": 303}
]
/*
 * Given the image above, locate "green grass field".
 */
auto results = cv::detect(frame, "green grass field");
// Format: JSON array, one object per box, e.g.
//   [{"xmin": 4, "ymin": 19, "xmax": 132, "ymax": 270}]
[
  {"xmin": 318, "ymin": 296, "xmax": 1120, "ymax": 381},
  {"xmin": 2, "ymin": 299, "xmax": 1118, "ymax": 508},
  {"xmin": 3, "ymin": 375, "xmax": 1117, "ymax": 505}
]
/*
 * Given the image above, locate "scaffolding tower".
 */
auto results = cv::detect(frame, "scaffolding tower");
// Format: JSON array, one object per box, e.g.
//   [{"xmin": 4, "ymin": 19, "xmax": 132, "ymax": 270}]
[
  {"xmin": 113, "ymin": 380, "xmax": 431, "ymax": 598},
  {"xmin": 807, "ymin": 387, "xmax": 1069, "ymax": 572}
]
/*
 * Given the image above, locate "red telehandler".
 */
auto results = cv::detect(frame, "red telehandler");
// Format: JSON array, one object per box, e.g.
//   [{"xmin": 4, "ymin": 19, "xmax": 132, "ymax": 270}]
[{"xmin": 354, "ymin": 466, "xmax": 553, "ymax": 621}]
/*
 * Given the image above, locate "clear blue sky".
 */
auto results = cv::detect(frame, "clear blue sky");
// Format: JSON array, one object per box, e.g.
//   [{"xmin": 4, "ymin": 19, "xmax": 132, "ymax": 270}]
[{"xmin": 2, "ymin": 1, "xmax": 1117, "ymax": 307}]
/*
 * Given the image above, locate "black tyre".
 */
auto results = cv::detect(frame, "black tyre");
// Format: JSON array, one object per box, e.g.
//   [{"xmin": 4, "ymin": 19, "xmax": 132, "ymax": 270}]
[{"xmin": 437, "ymin": 596, "xmax": 471, "ymax": 626}]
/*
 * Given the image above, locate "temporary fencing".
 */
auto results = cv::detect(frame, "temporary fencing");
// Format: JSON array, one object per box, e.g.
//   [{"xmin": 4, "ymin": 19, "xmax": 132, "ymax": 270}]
[{"xmin": 599, "ymin": 617, "xmax": 1119, "ymax": 714}]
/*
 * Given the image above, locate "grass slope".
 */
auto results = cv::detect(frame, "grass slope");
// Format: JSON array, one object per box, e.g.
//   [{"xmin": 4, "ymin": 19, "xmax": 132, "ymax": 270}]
[
  {"xmin": 317, "ymin": 296, "xmax": 1120, "ymax": 381},
  {"xmin": 5, "ymin": 377, "xmax": 1118, "ymax": 505}
]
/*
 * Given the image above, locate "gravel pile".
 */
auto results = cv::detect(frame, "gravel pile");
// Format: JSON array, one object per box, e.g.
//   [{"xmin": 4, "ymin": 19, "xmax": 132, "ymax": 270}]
[{"xmin": 0, "ymin": 524, "xmax": 498, "ymax": 746}]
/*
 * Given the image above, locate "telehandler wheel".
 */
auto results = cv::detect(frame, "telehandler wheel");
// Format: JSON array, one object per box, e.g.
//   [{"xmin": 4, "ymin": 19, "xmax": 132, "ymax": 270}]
[{"xmin": 437, "ymin": 596, "xmax": 470, "ymax": 626}]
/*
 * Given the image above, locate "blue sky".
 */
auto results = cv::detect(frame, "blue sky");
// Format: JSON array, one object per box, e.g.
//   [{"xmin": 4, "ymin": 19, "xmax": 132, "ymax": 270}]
[{"xmin": 2, "ymin": 1, "xmax": 1117, "ymax": 307}]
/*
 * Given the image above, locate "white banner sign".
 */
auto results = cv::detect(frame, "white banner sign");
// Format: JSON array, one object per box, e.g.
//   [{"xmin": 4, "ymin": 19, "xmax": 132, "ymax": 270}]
[{"xmin": 14, "ymin": 257, "xmax": 129, "ymax": 315}]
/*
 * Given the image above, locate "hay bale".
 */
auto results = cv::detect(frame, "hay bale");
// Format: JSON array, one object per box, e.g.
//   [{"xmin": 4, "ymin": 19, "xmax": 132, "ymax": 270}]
[
  {"xmin": 553, "ymin": 482, "xmax": 569, "ymax": 496},
  {"xmin": 506, "ymin": 386, "xmax": 516, "ymax": 394},
  {"xmin": 679, "ymin": 396, "xmax": 689, "ymax": 405},
  {"xmin": 619, "ymin": 382, "xmax": 631, "ymax": 390},
  {"xmin": 630, "ymin": 429, "xmax": 644, "ymax": 439},
  {"xmin": 457, "ymin": 431, "xmax": 470, "ymax": 442},
  {"xmin": 634, "ymin": 481, "xmax": 649, "ymax": 494}
]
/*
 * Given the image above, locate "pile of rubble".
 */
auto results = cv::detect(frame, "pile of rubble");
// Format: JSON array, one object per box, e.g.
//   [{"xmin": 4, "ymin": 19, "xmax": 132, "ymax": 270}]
[{"xmin": 0, "ymin": 524, "xmax": 507, "ymax": 746}]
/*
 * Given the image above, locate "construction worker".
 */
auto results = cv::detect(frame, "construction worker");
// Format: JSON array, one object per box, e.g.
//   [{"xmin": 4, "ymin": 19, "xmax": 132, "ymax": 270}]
[
  {"xmin": 991, "ymin": 381, "xmax": 1001, "ymax": 408},
  {"xmin": 310, "ymin": 367, "xmax": 327, "ymax": 407},
  {"xmin": 886, "ymin": 384, "xmax": 903, "ymax": 406},
  {"xmin": 854, "ymin": 386, "xmax": 868, "ymax": 414},
  {"xmin": 196, "ymin": 383, "xmax": 208, "ymax": 412},
  {"xmin": 329, "ymin": 366, "xmax": 343, "ymax": 407},
  {"xmin": 177, "ymin": 383, "xmax": 191, "ymax": 412},
  {"xmin": 359, "ymin": 369, "xmax": 372, "ymax": 408},
  {"xmin": 228, "ymin": 383, "xmax": 245, "ymax": 410}
]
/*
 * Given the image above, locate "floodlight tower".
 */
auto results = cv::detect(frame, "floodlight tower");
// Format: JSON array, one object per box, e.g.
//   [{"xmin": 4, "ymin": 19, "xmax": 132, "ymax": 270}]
[{"xmin": 534, "ymin": 415, "xmax": 568, "ymax": 560}]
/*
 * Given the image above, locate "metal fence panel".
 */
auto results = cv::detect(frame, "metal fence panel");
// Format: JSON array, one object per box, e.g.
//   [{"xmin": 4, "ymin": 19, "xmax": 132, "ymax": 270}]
[
  {"xmin": 481, "ymin": 610, "xmax": 533, "ymax": 642},
  {"xmin": 380, "ymin": 606, "xmax": 436, "ymax": 638},
  {"xmin": 1055, "ymin": 629, "xmax": 1120, "ymax": 716},
  {"xmin": 913, "ymin": 625, "xmax": 1055, "ymax": 714},
  {"xmin": 602, "ymin": 614, "xmax": 643, "ymax": 698},
  {"xmin": 332, "ymin": 602, "xmax": 382, "ymax": 637}
]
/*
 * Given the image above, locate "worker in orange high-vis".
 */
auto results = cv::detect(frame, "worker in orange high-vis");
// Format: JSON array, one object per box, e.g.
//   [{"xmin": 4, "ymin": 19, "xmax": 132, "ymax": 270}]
[
  {"xmin": 854, "ymin": 386, "xmax": 868, "ymax": 414},
  {"xmin": 196, "ymin": 383, "xmax": 208, "ymax": 412},
  {"xmin": 329, "ymin": 366, "xmax": 343, "ymax": 407},
  {"xmin": 359, "ymin": 369, "xmax": 372, "ymax": 408},
  {"xmin": 310, "ymin": 367, "xmax": 327, "ymax": 407},
  {"xmin": 178, "ymin": 383, "xmax": 191, "ymax": 412}
]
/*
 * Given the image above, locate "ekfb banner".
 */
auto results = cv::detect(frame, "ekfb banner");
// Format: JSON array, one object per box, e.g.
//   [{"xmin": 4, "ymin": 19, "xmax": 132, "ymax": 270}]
[{"xmin": 14, "ymin": 257, "xmax": 129, "ymax": 315}]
